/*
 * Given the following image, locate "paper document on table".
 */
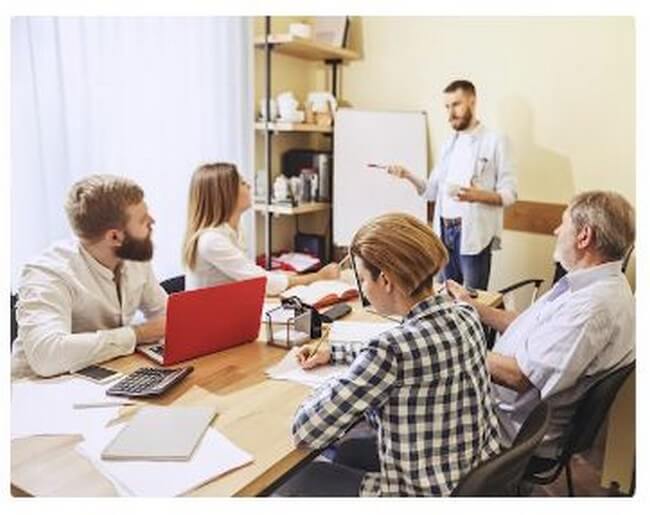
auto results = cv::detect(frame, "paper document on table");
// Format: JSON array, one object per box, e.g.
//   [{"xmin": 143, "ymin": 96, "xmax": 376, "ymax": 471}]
[
  {"xmin": 266, "ymin": 348, "xmax": 348, "ymax": 388},
  {"xmin": 75, "ymin": 423, "xmax": 253, "ymax": 496},
  {"xmin": 329, "ymin": 321, "xmax": 398, "ymax": 344},
  {"xmin": 11, "ymin": 377, "xmax": 120, "ymax": 439}
]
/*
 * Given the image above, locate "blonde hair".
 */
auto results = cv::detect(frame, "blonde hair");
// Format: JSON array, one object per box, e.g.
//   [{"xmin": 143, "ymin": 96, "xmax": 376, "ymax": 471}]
[
  {"xmin": 569, "ymin": 190, "xmax": 635, "ymax": 261},
  {"xmin": 182, "ymin": 162, "xmax": 241, "ymax": 270},
  {"xmin": 350, "ymin": 213, "xmax": 449, "ymax": 298},
  {"xmin": 64, "ymin": 174, "xmax": 144, "ymax": 241}
]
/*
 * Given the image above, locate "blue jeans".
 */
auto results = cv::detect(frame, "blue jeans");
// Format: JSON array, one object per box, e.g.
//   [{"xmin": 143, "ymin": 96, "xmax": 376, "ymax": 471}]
[{"xmin": 439, "ymin": 220, "xmax": 492, "ymax": 290}]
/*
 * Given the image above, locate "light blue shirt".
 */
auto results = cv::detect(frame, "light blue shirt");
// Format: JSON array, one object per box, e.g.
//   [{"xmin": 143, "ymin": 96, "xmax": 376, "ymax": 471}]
[
  {"xmin": 422, "ymin": 124, "xmax": 517, "ymax": 255},
  {"xmin": 491, "ymin": 261, "xmax": 634, "ymax": 457}
]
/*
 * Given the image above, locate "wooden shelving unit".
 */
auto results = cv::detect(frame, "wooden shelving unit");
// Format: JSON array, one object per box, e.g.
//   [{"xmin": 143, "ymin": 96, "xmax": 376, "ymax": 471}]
[
  {"xmin": 256, "ymin": 17, "xmax": 358, "ymax": 269},
  {"xmin": 253, "ymin": 34, "xmax": 360, "ymax": 61},
  {"xmin": 254, "ymin": 121, "xmax": 333, "ymax": 134},
  {"xmin": 253, "ymin": 201, "xmax": 331, "ymax": 216}
]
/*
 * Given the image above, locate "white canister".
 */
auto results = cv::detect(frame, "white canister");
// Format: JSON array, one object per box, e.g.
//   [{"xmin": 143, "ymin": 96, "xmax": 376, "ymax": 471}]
[{"xmin": 289, "ymin": 23, "xmax": 312, "ymax": 39}]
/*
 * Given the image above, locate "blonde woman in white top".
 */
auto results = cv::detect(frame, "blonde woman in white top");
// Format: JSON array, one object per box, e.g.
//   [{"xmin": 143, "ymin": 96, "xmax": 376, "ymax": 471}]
[{"xmin": 182, "ymin": 163, "xmax": 339, "ymax": 295}]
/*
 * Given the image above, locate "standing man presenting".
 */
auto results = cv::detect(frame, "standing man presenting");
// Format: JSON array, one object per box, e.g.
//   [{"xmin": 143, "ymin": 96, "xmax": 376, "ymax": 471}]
[{"xmin": 388, "ymin": 80, "xmax": 517, "ymax": 290}]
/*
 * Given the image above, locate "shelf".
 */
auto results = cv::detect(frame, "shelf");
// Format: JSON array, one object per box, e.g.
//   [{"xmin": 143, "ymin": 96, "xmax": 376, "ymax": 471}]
[
  {"xmin": 253, "ymin": 202, "xmax": 331, "ymax": 215},
  {"xmin": 254, "ymin": 34, "xmax": 360, "ymax": 62},
  {"xmin": 254, "ymin": 121, "xmax": 332, "ymax": 134}
]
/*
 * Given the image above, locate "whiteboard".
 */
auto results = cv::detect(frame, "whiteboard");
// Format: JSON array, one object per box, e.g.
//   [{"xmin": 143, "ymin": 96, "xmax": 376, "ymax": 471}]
[{"xmin": 333, "ymin": 109, "xmax": 428, "ymax": 246}]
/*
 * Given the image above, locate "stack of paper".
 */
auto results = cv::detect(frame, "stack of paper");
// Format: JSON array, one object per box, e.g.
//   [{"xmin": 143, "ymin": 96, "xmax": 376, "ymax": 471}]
[
  {"xmin": 275, "ymin": 252, "xmax": 320, "ymax": 273},
  {"xmin": 266, "ymin": 348, "xmax": 348, "ymax": 389},
  {"xmin": 76, "ymin": 423, "xmax": 253, "ymax": 496},
  {"xmin": 11, "ymin": 378, "xmax": 120, "ymax": 439}
]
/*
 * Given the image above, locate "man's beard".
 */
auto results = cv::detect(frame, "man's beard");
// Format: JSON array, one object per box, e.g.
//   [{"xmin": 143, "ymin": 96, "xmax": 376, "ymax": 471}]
[
  {"xmin": 553, "ymin": 241, "xmax": 576, "ymax": 272},
  {"xmin": 451, "ymin": 110, "xmax": 472, "ymax": 131},
  {"xmin": 116, "ymin": 231, "xmax": 154, "ymax": 261}
]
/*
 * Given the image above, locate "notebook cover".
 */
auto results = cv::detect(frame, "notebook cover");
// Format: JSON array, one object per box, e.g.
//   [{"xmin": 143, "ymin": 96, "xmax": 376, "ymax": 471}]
[{"xmin": 101, "ymin": 406, "xmax": 218, "ymax": 461}]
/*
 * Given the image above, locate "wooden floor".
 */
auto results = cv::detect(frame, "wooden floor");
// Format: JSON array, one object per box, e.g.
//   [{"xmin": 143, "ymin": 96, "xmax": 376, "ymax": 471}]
[{"xmin": 531, "ymin": 446, "xmax": 630, "ymax": 497}]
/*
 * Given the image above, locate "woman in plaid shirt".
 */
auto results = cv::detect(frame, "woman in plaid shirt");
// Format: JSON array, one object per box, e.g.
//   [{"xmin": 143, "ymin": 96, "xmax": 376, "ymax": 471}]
[{"xmin": 278, "ymin": 213, "xmax": 502, "ymax": 496}]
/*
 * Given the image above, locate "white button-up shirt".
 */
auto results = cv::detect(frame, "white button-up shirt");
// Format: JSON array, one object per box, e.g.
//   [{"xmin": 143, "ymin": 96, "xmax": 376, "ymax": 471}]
[
  {"xmin": 11, "ymin": 240, "xmax": 168, "ymax": 379},
  {"xmin": 185, "ymin": 223, "xmax": 289, "ymax": 296},
  {"xmin": 491, "ymin": 261, "xmax": 635, "ymax": 457},
  {"xmin": 422, "ymin": 124, "xmax": 517, "ymax": 255}
]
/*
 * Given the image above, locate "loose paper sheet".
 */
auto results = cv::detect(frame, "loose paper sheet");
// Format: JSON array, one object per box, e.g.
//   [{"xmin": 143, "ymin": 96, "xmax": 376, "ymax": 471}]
[
  {"xmin": 76, "ymin": 423, "xmax": 253, "ymax": 496},
  {"xmin": 11, "ymin": 377, "xmax": 121, "ymax": 439}
]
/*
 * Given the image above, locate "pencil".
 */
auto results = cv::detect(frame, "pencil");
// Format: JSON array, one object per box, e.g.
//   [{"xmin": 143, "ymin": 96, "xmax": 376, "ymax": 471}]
[
  {"xmin": 338, "ymin": 254, "xmax": 351, "ymax": 268},
  {"xmin": 308, "ymin": 326, "xmax": 331, "ymax": 359}
]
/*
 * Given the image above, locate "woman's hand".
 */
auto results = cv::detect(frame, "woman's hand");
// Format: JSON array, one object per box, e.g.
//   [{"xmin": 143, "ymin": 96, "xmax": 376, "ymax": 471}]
[
  {"xmin": 295, "ymin": 342, "xmax": 331, "ymax": 369},
  {"xmin": 318, "ymin": 263, "xmax": 340, "ymax": 281}
]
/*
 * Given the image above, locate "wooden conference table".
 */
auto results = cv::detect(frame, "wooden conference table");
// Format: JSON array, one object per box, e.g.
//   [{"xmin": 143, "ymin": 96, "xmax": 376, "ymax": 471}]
[{"xmin": 11, "ymin": 290, "xmax": 502, "ymax": 497}]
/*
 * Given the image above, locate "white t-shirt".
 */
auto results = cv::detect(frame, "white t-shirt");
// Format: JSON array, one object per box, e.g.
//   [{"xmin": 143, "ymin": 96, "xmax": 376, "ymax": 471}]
[
  {"xmin": 185, "ymin": 223, "xmax": 289, "ymax": 296},
  {"xmin": 422, "ymin": 124, "xmax": 518, "ymax": 255}
]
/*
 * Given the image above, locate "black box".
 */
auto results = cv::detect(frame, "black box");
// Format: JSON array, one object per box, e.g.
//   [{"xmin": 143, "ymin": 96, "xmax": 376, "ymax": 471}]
[{"xmin": 294, "ymin": 232, "xmax": 327, "ymax": 263}]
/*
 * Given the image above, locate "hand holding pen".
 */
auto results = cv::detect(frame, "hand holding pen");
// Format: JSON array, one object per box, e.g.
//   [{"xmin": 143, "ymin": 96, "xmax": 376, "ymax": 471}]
[
  {"xmin": 296, "ymin": 325, "xmax": 331, "ymax": 370},
  {"xmin": 367, "ymin": 163, "xmax": 411, "ymax": 180}
]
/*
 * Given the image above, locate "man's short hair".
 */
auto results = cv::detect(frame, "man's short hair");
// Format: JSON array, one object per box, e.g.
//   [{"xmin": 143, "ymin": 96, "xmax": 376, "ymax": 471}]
[
  {"xmin": 443, "ymin": 80, "xmax": 476, "ymax": 97},
  {"xmin": 569, "ymin": 190, "xmax": 635, "ymax": 262},
  {"xmin": 64, "ymin": 174, "xmax": 144, "ymax": 241}
]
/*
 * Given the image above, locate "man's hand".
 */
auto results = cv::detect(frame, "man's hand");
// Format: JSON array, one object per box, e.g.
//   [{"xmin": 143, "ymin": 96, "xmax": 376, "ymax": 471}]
[
  {"xmin": 445, "ymin": 279, "xmax": 473, "ymax": 303},
  {"xmin": 296, "ymin": 343, "xmax": 331, "ymax": 369},
  {"xmin": 387, "ymin": 164, "xmax": 411, "ymax": 180},
  {"xmin": 318, "ymin": 263, "xmax": 340, "ymax": 281},
  {"xmin": 133, "ymin": 316, "xmax": 166, "ymax": 344},
  {"xmin": 455, "ymin": 186, "xmax": 503, "ymax": 206},
  {"xmin": 455, "ymin": 185, "xmax": 485, "ymax": 202}
]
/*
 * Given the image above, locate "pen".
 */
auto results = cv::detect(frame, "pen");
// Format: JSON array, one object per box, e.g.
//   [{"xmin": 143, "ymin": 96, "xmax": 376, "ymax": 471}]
[
  {"xmin": 367, "ymin": 163, "xmax": 388, "ymax": 169},
  {"xmin": 73, "ymin": 401, "xmax": 137, "ymax": 409},
  {"xmin": 308, "ymin": 326, "xmax": 331, "ymax": 359}
]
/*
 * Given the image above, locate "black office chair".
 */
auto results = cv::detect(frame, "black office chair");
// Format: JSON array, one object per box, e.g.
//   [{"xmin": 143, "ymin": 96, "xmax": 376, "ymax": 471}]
[
  {"xmin": 160, "ymin": 275, "xmax": 185, "ymax": 294},
  {"xmin": 485, "ymin": 278, "xmax": 544, "ymax": 349},
  {"xmin": 11, "ymin": 293, "xmax": 18, "ymax": 349},
  {"xmin": 621, "ymin": 244, "xmax": 634, "ymax": 274},
  {"xmin": 522, "ymin": 361, "xmax": 635, "ymax": 496},
  {"xmin": 451, "ymin": 401, "xmax": 550, "ymax": 496}
]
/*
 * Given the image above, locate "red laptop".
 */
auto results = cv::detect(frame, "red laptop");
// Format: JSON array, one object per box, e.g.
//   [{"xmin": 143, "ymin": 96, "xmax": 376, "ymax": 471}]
[{"xmin": 137, "ymin": 277, "xmax": 267, "ymax": 366}]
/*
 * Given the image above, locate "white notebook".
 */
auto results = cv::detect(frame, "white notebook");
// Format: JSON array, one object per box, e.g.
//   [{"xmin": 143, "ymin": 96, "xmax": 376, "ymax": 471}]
[{"xmin": 101, "ymin": 406, "xmax": 218, "ymax": 461}]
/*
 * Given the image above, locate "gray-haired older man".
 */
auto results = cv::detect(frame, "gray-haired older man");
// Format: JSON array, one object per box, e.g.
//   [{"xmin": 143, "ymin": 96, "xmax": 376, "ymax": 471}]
[{"xmin": 447, "ymin": 190, "xmax": 635, "ymax": 459}]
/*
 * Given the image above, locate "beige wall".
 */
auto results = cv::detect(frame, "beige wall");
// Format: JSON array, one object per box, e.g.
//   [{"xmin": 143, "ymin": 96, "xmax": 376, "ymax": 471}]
[
  {"xmin": 319, "ymin": 16, "xmax": 636, "ymax": 291},
  {"xmin": 253, "ymin": 16, "xmax": 635, "ymax": 291}
]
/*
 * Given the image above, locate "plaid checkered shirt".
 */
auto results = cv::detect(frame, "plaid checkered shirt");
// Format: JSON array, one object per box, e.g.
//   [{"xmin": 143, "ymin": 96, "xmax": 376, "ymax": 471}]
[{"xmin": 292, "ymin": 295, "xmax": 503, "ymax": 496}]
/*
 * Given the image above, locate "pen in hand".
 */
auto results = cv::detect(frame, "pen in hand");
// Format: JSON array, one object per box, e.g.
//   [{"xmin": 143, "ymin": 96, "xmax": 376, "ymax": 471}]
[
  {"xmin": 367, "ymin": 163, "xmax": 388, "ymax": 169},
  {"xmin": 308, "ymin": 325, "xmax": 331, "ymax": 359}
]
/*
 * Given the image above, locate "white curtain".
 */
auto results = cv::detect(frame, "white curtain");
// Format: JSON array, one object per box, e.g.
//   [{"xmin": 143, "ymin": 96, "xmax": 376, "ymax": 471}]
[{"xmin": 11, "ymin": 17, "xmax": 253, "ymax": 286}]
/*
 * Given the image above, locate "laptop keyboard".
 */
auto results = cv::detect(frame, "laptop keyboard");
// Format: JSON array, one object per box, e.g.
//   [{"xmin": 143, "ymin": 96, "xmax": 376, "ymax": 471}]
[{"xmin": 149, "ymin": 344, "xmax": 164, "ymax": 355}]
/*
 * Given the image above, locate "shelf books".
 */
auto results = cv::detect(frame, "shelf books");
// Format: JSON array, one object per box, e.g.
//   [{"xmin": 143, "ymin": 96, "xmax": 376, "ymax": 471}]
[{"xmin": 281, "ymin": 280, "xmax": 358, "ymax": 309}]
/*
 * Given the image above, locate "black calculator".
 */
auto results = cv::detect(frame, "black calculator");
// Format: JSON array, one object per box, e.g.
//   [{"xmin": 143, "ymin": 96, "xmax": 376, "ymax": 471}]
[{"xmin": 106, "ymin": 366, "xmax": 194, "ymax": 398}]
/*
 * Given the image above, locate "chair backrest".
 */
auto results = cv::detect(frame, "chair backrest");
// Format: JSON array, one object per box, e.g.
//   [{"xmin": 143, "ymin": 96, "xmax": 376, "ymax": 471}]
[
  {"xmin": 621, "ymin": 244, "xmax": 634, "ymax": 274},
  {"xmin": 499, "ymin": 279, "xmax": 544, "ymax": 313},
  {"xmin": 11, "ymin": 293, "xmax": 18, "ymax": 348},
  {"xmin": 160, "ymin": 275, "xmax": 185, "ymax": 294},
  {"xmin": 451, "ymin": 401, "xmax": 550, "ymax": 496},
  {"xmin": 561, "ymin": 361, "xmax": 635, "ymax": 459}
]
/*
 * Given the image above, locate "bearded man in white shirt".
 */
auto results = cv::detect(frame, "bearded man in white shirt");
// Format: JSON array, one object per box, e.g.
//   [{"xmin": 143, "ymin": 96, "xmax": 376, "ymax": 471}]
[
  {"xmin": 12, "ymin": 175, "xmax": 168, "ymax": 378},
  {"xmin": 447, "ymin": 190, "xmax": 635, "ymax": 459}
]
